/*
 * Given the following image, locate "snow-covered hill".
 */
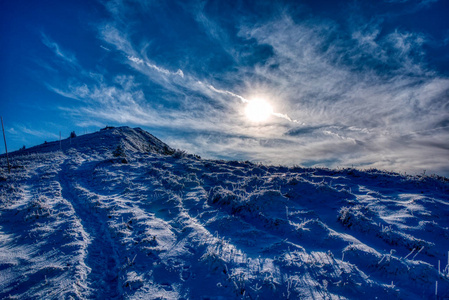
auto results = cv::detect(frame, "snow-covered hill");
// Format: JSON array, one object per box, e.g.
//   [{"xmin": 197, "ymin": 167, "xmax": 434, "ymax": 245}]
[{"xmin": 1, "ymin": 126, "xmax": 448, "ymax": 299}]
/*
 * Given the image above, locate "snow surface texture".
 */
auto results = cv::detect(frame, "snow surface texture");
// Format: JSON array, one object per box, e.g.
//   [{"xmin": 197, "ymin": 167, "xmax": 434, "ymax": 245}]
[{"xmin": 1, "ymin": 126, "xmax": 448, "ymax": 299}]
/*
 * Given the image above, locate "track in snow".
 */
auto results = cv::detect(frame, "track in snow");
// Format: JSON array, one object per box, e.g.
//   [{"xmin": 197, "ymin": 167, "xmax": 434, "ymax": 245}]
[{"xmin": 59, "ymin": 159, "xmax": 121, "ymax": 299}]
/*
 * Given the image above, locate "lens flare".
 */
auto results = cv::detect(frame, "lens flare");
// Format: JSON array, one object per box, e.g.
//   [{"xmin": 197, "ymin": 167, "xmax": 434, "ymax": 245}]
[{"xmin": 245, "ymin": 99, "xmax": 273, "ymax": 122}]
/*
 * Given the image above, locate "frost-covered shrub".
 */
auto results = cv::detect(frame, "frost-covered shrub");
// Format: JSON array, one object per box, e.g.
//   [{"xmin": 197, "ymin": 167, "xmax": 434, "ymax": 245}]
[
  {"xmin": 23, "ymin": 196, "xmax": 53, "ymax": 221},
  {"xmin": 124, "ymin": 271, "xmax": 144, "ymax": 290},
  {"xmin": 113, "ymin": 145, "xmax": 126, "ymax": 157},
  {"xmin": 172, "ymin": 149, "xmax": 187, "ymax": 159},
  {"xmin": 379, "ymin": 226, "xmax": 434, "ymax": 251},
  {"xmin": 338, "ymin": 205, "xmax": 373, "ymax": 232},
  {"xmin": 161, "ymin": 175, "xmax": 185, "ymax": 191},
  {"xmin": 208, "ymin": 186, "xmax": 239, "ymax": 207},
  {"xmin": 162, "ymin": 145, "xmax": 175, "ymax": 155},
  {"xmin": 343, "ymin": 244, "xmax": 437, "ymax": 287},
  {"xmin": 112, "ymin": 144, "xmax": 128, "ymax": 163},
  {"xmin": 199, "ymin": 243, "xmax": 228, "ymax": 274},
  {"xmin": 339, "ymin": 206, "xmax": 435, "ymax": 253}
]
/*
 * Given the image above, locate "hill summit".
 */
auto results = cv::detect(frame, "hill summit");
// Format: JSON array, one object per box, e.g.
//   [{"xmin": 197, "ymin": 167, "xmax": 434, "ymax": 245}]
[
  {"xmin": 10, "ymin": 126, "xmax": 174, "ymax": 157},
  {"xmin": 1, "ymin": 127, "xmax": 448, "ymax": 299}
]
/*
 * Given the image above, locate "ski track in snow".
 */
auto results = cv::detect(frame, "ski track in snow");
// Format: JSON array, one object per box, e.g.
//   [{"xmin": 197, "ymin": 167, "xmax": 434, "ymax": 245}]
[
  {"xmin": 59, "ymin": 157, "xmax": 121, "ymax": 299},
  {"xmin": 0, "ymin": 126, "xmax": 448, "ymax": 299}
]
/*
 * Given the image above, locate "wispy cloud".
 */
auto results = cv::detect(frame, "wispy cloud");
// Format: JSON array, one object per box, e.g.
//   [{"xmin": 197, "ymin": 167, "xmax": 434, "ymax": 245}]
[
  {"xmin": 100, "ymin": 45, "xmax": 111, "ymax": 52},
  {"xmin": 384, "ymin": 0, "xmax": 439, "ymax": 6},
  {"xmin": 128, "ymin": 56, "xmax": 184, "ymax": 78},
  {"xmin": 41, "ymin": 33, "xmax": 78, "ymax": 65},
  {"xmin": 96, "ymin": 22, "xmax": 299, "ymax": 127},
  {"xmin": 199, "ymin": 82, "xmax": 248, "ymax": 103},
  {"xmin": 239, "ymin": 14, "xmax": 447, "ymax": 130},
  {"xmin": 224, "ymin": 13, "xmax": 447, "ymax": 173},
  {"xmin": 40, "ymin": 0, "xmax": 448, "ymax": 175},
  {"xmin": 9, "ymin": 124, "xmax": 59, "ymax": 140}
]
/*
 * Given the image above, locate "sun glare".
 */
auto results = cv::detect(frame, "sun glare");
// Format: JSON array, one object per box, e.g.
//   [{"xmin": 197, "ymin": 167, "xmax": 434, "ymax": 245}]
[{"xmin": 245, "ymin": 98, "xmax": 273, "ymax": 122}]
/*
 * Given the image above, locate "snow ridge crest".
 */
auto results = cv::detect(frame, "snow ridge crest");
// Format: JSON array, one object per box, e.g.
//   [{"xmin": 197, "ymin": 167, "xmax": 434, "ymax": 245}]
[{"xmin": 7, "ymin": 126, "xmax": 173, "ymax": 157}]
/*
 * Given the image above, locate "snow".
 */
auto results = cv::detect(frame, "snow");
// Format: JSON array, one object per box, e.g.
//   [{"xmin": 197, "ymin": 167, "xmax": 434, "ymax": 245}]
[{"xmin": 1, "ymin": 126, "xmax": 448, "ymax": 299}]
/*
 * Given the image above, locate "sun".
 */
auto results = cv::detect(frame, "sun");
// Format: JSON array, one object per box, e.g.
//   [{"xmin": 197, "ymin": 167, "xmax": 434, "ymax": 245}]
[{"xmin": 245, "ymin": 98, "xmax": 273, "ymax": 122}]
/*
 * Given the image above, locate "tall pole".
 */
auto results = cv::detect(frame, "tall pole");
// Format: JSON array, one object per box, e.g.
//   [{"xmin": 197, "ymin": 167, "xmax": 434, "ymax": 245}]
[{"xmin": 1, "ymin": 116, "xmax": 11, "ymax": 173}]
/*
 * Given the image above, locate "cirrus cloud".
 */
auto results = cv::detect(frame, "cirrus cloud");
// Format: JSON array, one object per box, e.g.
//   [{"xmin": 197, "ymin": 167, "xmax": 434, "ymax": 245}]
[{"xmin": 39, "ymin": 0, "xmax": 449, "ymax": 176}]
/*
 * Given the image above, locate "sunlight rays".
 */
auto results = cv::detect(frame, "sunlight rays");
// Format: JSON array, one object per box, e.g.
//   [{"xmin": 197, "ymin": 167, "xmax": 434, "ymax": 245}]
[{"xmin": 245, "ymin": 98, "xmax": 273, "ymax": 122}]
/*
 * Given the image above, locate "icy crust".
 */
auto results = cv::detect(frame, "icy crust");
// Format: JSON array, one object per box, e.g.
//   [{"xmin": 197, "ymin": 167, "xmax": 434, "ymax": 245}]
[{"xmin": 0, "ymin": 127, "xmax": 448, "ymax": 299}]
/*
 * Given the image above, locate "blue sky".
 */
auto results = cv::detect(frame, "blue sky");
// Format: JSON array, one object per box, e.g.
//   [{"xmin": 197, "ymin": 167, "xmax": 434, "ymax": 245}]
[{"xmin": 1, "ymin": 0, "xmax": 448, "ymax": 175}]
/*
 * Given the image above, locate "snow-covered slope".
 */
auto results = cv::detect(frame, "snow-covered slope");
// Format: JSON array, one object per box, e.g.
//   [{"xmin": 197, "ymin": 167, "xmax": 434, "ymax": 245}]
[{"xmin": 1, "ymin": 126, "xmax": 448, "ymax": 299}]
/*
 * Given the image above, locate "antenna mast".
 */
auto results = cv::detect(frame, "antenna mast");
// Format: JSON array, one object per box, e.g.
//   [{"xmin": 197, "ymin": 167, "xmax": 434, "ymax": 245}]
[{"xmin": 1, "ymin": 116, "xmax": 11, "ymax": 173}]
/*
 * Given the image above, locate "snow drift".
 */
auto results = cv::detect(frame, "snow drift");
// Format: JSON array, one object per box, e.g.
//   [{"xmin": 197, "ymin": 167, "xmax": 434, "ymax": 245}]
[{"xmin": 1, "ymin": 126, "xmax": 448, "ymax": 299}]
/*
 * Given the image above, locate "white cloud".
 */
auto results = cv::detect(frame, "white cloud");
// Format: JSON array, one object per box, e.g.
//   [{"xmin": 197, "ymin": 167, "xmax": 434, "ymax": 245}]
[
  {"xmin": 12, "ymin": 125, "xmax": 59, "ymax": 139},
  {"xmin": 384, "ymin": 0, "xmax": 439, "ymax": 4},
  {"xmin": 232, "ymin": 14, "xmax": 449, "ymax": 174},
  {"xmin": 202, "ymin": 82, "xmax": 249, "ymax": 103},
  {"xmin": 127, "ymin": 56, "xmax": 184, "ymax": 78},
  {"xmin": 42, "ymin": 2, "xmax": 448, "ymax": 176},
  {"xmin": 100, "ymin": 45, "xmax": 111, "ymax": 52},
  {"xmin": 41, "ymin": 33, "xmax": 78, "ymax": 65}
]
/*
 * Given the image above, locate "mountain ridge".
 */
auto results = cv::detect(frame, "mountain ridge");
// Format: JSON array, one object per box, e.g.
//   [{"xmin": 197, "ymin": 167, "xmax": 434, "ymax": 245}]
[{"xmin": 3, "ymin": 126, "xmax": 174, "ymax": 158}]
